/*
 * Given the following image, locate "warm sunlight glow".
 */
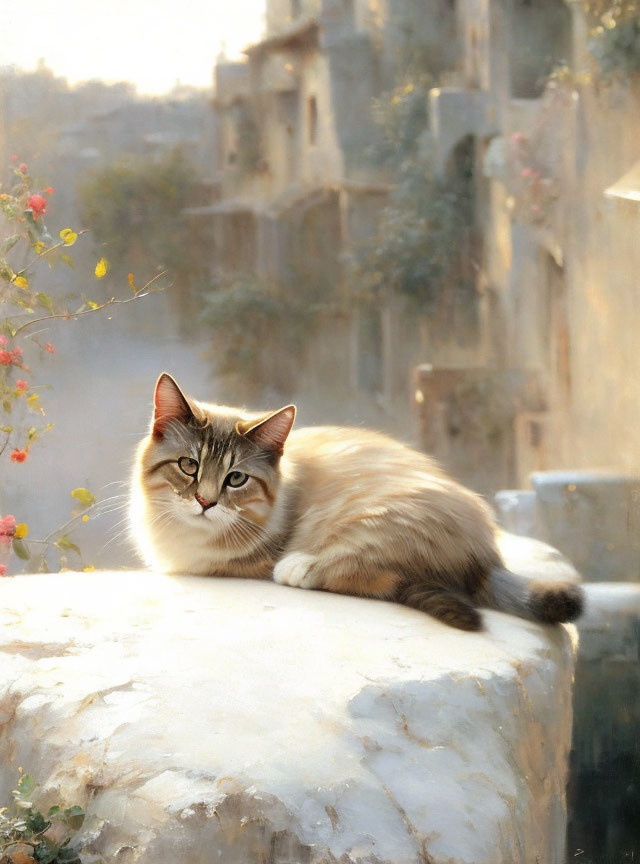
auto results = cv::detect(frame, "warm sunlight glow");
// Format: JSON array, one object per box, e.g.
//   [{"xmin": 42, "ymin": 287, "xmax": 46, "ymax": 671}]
[{"xmin": 0, "ymin": 0, "xmax": 266, "ymax": 94}]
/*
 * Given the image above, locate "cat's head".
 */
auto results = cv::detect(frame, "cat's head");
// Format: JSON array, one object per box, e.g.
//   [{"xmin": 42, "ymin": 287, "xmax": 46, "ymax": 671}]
[{"xmin": 134, "ymin": 373, "xmax": 295, "ymax": 550}]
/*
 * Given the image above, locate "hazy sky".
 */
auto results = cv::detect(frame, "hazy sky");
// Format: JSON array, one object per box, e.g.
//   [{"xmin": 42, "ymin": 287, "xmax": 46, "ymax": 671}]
[{"xmin": 0, "ymin": 0, "xmax": 266, "ymax": 94}]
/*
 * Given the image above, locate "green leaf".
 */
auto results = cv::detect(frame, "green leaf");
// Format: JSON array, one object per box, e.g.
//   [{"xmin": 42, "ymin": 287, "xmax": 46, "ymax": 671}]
[
  {"xmin": 61, "ymin": 254, "xmax": 75, "ymax": 269},
  {"xmin": 12, "ymin": 538, "xmax": 30, "ymax": 560},
  {"xmin": 58, "ymin": 845, "xmax": 82, "ymax": 863},
  {"xmin": 26, "ymin": 809, "xmax": 49, "ymax": 834},
  {"xmin": 48, "ymin": 805, "xmax": 61, "ymax": 818},
  {"xmin": 54, "ymin": 535, "xmax": 80, "ymax": 556},
  {"xmin": 0, "ymin": 263, "xmax": 16, "ymax": 283},
  {"xmin": 17, "ymin": 773, "xmax": 36, "ymax": 796},
  {"xmin": 36, "ymin": 293, "xmax": 55, "ymax": 313},
  {"xmin": 34, "ymin": 836, "xmax": 59, "ymax": 863},
  {"xmin": 0, "ymin": 425, "xmax": 12, "ymax": 433},
  {"xmin": 63, "ymin": 805, "xmax": 85, "ymax": 830},
  {"xmin": 71, "ymin": 488, "xmax": 95, "ymax": 509},
  {"xmin": 61, "ymin": 845, "xmax": 83, "ymax": 861},
  {"xmin": 1, "ymin": 235, "xmax": 20, "ymax": 255}
]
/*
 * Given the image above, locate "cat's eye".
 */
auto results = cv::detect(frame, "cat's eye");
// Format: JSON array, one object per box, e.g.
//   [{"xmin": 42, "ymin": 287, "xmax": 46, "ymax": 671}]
[
  {"xmin": 226, "ymin": 471, "xmax": 249, "ymax": 488},
  {"xmin": 178, "ymin": 456, "xmax": 199, "ymax": 477}
]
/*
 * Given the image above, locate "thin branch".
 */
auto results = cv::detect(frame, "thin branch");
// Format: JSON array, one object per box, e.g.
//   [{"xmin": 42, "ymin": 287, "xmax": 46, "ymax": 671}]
[
  {"xmin": 41, "ymin": 500, "xmax": 102, "ymax": 545},
  {"xmin": 11, "ymin": 271, "xmax": 168, "ymax": 338},
  {"xmin": 14, "ymin": 230, "xmax": 90, "ymax": 277}
]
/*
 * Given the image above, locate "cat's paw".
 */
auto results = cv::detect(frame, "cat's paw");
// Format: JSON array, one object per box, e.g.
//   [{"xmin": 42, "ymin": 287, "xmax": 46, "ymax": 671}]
[{"xmin": 273, "ymin": 553, "xmax": 320, "ymax": 589}]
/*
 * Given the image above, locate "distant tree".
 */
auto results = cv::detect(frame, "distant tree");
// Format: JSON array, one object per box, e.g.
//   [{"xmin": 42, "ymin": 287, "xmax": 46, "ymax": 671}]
[
  {"xmin": 351, "ymin": 78, "xmax": 478, "ymax": 331},
  {"xmin": 200, "ymin": 271, "xmax": 329, "ymax": 399},
  {"xmin": 78, "ymin": 150, "xmax": 198, "ymax": 287}
]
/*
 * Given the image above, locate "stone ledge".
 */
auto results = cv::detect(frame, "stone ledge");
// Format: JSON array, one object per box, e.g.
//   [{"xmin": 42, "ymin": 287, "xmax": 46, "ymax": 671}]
[{"xmin": 0, "ymin": 539, "xmax": 577, "ymax": 864}]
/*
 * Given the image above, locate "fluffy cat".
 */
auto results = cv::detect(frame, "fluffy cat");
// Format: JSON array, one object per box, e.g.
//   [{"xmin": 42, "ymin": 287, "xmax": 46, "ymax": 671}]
[{"xmin": 130, "ymin": 373, "xmax": 583, "ymax": 631}]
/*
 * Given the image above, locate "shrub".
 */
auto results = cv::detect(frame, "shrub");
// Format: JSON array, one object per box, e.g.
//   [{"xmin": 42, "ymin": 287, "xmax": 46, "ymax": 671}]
[{"xmin": 200, "ymin": 272, "xmax": 326, "ymax": 398}]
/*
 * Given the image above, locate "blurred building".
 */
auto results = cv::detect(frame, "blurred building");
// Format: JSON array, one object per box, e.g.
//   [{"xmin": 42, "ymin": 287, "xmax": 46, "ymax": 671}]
[
  {"xmin": 196, "ymin": 0, "xmax": 640, "ymax": 491},
  {"xmin": 188, "ymin": 0, "xmax": 463, "ymax": 429},
  {"xmin": 419, "ymin": 0, "xmax": 640, "ymax": 488}
]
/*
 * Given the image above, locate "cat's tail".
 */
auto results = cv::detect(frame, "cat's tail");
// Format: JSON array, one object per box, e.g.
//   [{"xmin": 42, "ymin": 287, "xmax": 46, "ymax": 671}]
[{"xmin": 478, "ymin": 566, "xmax": 584, "ymax": 624}]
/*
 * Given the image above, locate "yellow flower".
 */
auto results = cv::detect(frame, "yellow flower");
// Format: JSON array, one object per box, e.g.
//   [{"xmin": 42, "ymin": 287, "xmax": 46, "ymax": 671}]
[
  {"xmin": 59, "ymin": 228, "xmax": 77, "ymax": 246},
  {"xmin": 14, "ymin": 523, "xmax": 28, "ymax": 539},
  {"xmin": 82, "ymin": 565, "xmax": 96, "ymax": 572},
  {"xmin": 13, "ymin": 276, "xmax": 28, "ymax": 289},
  {"xmin": 82, "ymin": 514, "xmax": 89, "ymax": 522},
  {"xmin": 94, "ymin": 258, "xmax": 108, "ymax": 278}
]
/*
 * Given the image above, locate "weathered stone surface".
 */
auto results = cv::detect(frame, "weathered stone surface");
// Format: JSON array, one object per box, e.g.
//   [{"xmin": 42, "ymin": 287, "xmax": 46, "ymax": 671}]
[{"xmin": 0, "ymin": 537, "xmax": 577, "ymax": 864}]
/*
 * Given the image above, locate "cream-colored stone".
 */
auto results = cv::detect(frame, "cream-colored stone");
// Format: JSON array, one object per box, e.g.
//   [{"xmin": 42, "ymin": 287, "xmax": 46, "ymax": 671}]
[{"xmin": 0, "ymin": 537, "xmax": 576, "ymax": 863}]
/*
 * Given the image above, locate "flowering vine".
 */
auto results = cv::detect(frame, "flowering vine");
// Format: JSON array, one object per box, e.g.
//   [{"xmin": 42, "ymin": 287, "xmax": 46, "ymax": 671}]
[
  {"xmin": 506, "ymin": 131, "xmax": 559, "ymax": 227},
  {"xmin": 0, "ymin": 158, "xmax": 163, "ymax": 575}
]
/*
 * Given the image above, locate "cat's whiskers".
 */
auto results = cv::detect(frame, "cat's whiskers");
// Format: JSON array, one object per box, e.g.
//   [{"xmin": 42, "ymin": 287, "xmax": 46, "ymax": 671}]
[
  {"xmin": 102, "ymin": 502, "xmax": 178, "ymax": 555},
  {"xmin": 215, "ymin": 508, "xmax": 281, "ymax": 557},
  {"xmin": 212, "ymin": 507, "xmax": 263, "ymax": 553}
]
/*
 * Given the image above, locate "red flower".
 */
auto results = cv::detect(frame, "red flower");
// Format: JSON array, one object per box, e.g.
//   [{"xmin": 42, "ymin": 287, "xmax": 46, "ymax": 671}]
[
  {"xmin": 10, "ymin": 155, "xmax": 18, "ymax": 163},
  {"xmin": 0, "ymin": 515, "xmax": 15, "ymax": 552},
  {"xmin": 10, "ymin": 449, "xmax": 28, "ymax": 463},
  {"xmin": 0, "ymin": 515, "xmax": 16, "ymax": 536},
  {"xmin": 0, "ymin": 336, "xmax": 7, "ymax": 346},
  {"xmin": 0, "ymin": 348, "xmax": 23, "ymax": 366},
  {"xmin": 15, "ymin": 379, "xmax": 28, "ymax": 392},
  {"xmin": 44, "ymin": 187, "xmax": 54, "ymax": 195},
  {"xmin": 27, "ymin": 193, "xmax": 47, "ymax": 220},
  {"xmin": 0, "ymin": 565, "xmax": 7, "ymax": 577},
  {"xmin": 44, "ymin": 343, "xmax": 55, "ymax": 354},
  {"xmin": 19, "ymin": 163, "xmax": 27, "ymax": 174}
]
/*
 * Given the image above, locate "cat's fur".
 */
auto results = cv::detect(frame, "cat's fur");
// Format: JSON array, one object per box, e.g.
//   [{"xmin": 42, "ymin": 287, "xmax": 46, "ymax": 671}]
[{"xmin": 130, "ymin": 373, "xmax": 583, "ymax": 631}]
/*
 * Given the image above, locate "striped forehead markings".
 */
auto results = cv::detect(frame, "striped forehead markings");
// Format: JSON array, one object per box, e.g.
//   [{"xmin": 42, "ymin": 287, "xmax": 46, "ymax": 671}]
[
  {"xmin": 196, "ymin": 428, "xmax": 237, "ymax": 483},
  {"xmin": 197, "ymin": 437, "xmax": 210, "ymax": 482},
  {"xmin": 222, "ymin": 450, "xmax": 234, "ymax": 474}
]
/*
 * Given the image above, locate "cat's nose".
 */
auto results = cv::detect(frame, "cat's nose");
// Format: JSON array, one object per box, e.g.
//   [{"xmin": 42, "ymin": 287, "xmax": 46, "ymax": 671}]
[{"xmin": 195, "ymin": 492, "xmax": 216, "ymax": 512}]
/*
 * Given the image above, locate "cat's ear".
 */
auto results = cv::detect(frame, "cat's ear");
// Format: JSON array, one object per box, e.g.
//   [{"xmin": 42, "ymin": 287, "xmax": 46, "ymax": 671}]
[
  {"xmin": 236, "ymin": 405, "xmax": 296, "ymax": 454},
  {"xmin": 153, "ymin": 373, "xmax": 193, "ymax": 438}
]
